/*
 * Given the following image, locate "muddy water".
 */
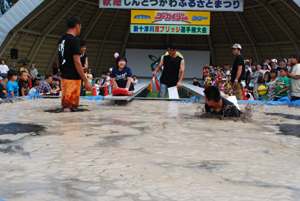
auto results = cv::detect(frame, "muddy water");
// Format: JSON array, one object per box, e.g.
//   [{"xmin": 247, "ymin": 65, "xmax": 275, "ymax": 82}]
[{"xmin": 0, "ymin": 99, "xmax": 299, "ymax": 200}]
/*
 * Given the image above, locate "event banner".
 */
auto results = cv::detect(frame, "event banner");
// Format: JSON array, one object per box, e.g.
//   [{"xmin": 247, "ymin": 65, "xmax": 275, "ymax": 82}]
[
  {"xmin": 131, "ymin": 10, "xmax": 210, "ymax": 25},
  {"xmin": 130, "ymin": 24, "xmax": 210, "ymax": 35},
  {"xmin": 99, "ymin": 0, "xmax": 244, "ymax": 12}
]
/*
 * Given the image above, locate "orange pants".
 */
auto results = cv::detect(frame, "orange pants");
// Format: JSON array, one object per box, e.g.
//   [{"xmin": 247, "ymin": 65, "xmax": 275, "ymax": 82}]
[{"xmin": 61, "ymin": 78, "xmax": 81, "ymax": 110}]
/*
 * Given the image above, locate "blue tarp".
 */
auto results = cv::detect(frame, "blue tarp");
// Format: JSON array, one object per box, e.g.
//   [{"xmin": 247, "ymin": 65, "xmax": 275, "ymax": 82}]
[
  {"xmin": 183, "ymin": 96, "xmax": 300, "ymax": 107},
  {"xmin": 80, "ymin": 95, "xmax": 103, "ymax": 100}
]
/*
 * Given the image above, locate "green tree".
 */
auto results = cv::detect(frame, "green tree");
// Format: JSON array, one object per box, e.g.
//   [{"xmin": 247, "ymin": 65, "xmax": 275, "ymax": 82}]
[{"xmin": 0, "ymin": 0, "xmax": 19, "ymax": 17}]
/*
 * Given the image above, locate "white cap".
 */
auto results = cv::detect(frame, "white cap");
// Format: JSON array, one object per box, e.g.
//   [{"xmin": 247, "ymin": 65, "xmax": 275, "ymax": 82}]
[
  {"xmin": 0, "ymin": 76, "xmax": 3, "ymax": 81},
  {"xmin": 109, "ymin": 68, "xmax": 113, "ymax": 71},
  {"xmin": 231, "ymin": 43, "xmax": 242, "ymax": 50},
  {"xmin": 271, "ymin": 59, "xmax": 277, "ymax": 63}
]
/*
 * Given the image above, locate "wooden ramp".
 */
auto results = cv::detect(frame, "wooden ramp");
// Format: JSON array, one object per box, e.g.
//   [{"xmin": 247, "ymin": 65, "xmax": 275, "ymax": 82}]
[
  {"xmin": 104, "ymin": 81, "xmax": 151, "ymax": 101},
  {"xmin": 181, "ymin": 83, "xmax": 205, "ymax": 99}
]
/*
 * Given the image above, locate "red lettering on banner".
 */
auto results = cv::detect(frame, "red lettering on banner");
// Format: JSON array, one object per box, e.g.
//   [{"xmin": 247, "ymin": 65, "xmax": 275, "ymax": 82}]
[
  {"xmin": 152, "ymin": 12, "xmax": 191, "ymax": 23},
  {"xmin": 113, "ymin": 0, "xmax": 121, "ymax": 5},
  {"xmin": 155, "ymin": 26, "xmax": 159, "ymax": 32},
  {"xmin": 175, "ymin": 27, "xmax": 180, "ymax": 32},
  {"xmin": 103, "ymin": 0, "xmax": 111, "ymax": 6}
]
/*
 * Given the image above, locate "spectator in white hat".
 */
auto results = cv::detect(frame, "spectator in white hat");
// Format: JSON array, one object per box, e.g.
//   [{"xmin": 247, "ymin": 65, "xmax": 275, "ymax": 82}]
[
  {"xmin": 271, "ymin": 59, "xmax": 278, "ymax": 71},
  {"xmin": 230, "ymin": 43, "xmax": 245, "ymax": 100}
]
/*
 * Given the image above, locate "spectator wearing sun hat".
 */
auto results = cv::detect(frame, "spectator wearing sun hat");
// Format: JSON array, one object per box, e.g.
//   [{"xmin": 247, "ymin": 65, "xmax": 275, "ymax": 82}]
[{"xmin": 231, "ymin": 43, "xmax": 245, "ymax": 100}]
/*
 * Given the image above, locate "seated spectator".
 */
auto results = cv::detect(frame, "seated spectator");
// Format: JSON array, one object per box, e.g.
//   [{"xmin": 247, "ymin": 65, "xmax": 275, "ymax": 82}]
[
  {"xmin": 193, "ymin": 77, "xmax": 200, "ymax": 87},
  {"xmin": 36, "ymin": 74, "xmax": 42, "ymax": 85},
  {"xmin": 7, "ymin": 70, "xmax": 19, "ymax": 99},
  {"xmin": 204, "ymin": 86, "xmax": 242, "ymax": 117},
  {"xmin": 106, "ymin": 70, "xmax": 112, "ymax": 93},
  {"xmin": 132, "ymin": 75, "xmax": 138, "ymax": 85},
  {"xmin": 0, "ymin": 77, "xmax": 7, "ymax": 99},
  {"xmin": 18, "ymin": 71, "xmax": 29, "ymax": 96},
  {"xmin": 55, "ymin": 78, "xmax": 61, "ymax": 91},
  {"xmin": 275, "ymin": 67, "xmax": 290, "ymax": 101},
  {"xmin": 1, "ymin": 76, "xmax": 8, "ymax": 91},
  {"xmin": 52, "ymin": 78, "xmax": 60, "ymax": 92},
  {"xmin": 29, "ymin": 83, "xmax": 39, "ymax": 96},
  {"xmin": 36, "ymin": 75, "xmax": 53, "ymax": 94}
]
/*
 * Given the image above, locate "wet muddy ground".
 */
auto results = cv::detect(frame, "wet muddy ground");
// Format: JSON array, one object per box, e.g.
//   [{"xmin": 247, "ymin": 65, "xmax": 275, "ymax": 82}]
[{"xmin": 0, "ymin": 99, "xmax": 299, "ymax": 200}]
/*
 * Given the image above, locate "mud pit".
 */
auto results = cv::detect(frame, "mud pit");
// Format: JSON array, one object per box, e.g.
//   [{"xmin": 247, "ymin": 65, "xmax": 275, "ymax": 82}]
[{"xmin": 0, "ymin": 99, "xmax": 299, "ymax": 200}]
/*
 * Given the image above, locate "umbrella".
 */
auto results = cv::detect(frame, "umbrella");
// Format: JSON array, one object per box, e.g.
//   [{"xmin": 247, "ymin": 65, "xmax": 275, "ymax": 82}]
[{"xmin": 18, "ymin": 59, "xmax": 31, "ymax": 63}]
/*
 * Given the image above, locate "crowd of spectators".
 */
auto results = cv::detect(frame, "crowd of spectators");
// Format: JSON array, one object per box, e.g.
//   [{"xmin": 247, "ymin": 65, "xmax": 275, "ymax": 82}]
[
  {"xmin": 0, "ymin": 59, "xmax": 63, "ymax": 100},
  {"xmin": 197, "ymin": 53, "xmax": 300, "ymax": 101}
]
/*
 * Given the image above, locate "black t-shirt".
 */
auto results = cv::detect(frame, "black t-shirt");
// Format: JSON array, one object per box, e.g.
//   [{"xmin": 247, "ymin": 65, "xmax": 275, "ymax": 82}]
[
  {"xmin": 231, "ymin": 54, "xmax": 245, "ymax": 83},
  {"xmin": 53, "ymin": 66, "xmax": 59, "ymax": 75},
  {"xmin": 0, "ymin": 84, "xmax": 5, "ymax": 98},
  {"xmin": 193, "ymin": 81, "xmax": 200, "ymax": 87},
  {"xmin": 58, "ymin": 34, "xmax": 81, "ymax": 80},
  {"xmin": 160, "ymin": 55, "xmax": 183, "ymax": 87},
  {"xmin": 80, "ymin": 53, "xmax": 87, "ymax": 67},
  {"xmin": 205, "ymin": 97, "xmax": 242, "ymax": 117}
]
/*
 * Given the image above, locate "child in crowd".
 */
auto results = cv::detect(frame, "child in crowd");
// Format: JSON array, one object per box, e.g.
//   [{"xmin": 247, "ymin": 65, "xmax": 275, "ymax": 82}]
[
  {"xmin": 246, "ymin": 93, "xmax": 254, "ymax": 100},
  {"xmin": 267, "ymin": 69, "xmax": 278, "ymax": 101},
  {"xmin": 99, "ymin": 71, "xmax": 106, "ymax": 95},
  {"xmin": 204, "ymin": 73, "xmax": 211, "ymax": 88},
  {"xmin": 7, "ymin": 70, "xmax": 19, "ymax": 99},
  {"xmin": 18, "ymin": 71, "xmax": 29, "ymax": 96},
  {"xmin": 258, "ymin": 73, "xmax": 271, "ymax": 101},
  {"xmin": 29, "ymin": 83, "xmax": 39, "ymax": 96},
  {"xmin": 203, "ymin": 67, "xmax": 208, "ymax": 80},
  {"xmin": 219, "ymin": 78, "xmax": 226, "ymax": 92},
  {"xmin": 0, "ymin": 77, "xmax": 7, "ymax": 99},
  {"xmin": 94, "ymin": 79, "xmax": 101, "ymax": 95},
  {"xmin": 106, "ymin": 70, "xmax": 112, "ymax": 93},
  {"xmin": 220, "ymin": 69, "xmax": 226, "ymax": 78},
  {"xmin": 216, "ymin": 71, "xmax": 222, "ymax": 87},
  {"xmin": 275, "ymin": 67, "xmax": 290, "ymax": 101},
  {"xmin": 132, "ymin": 75, "xmax": 138, "ymax": 85},
  {"xmin": 193, "ymin": 77, "xmax": 200, "ymax": 87}
]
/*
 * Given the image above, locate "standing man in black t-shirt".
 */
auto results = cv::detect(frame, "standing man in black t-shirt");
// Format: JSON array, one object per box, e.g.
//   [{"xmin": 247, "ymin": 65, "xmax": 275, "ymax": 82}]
[
  {"xmin": 152, "ymin": 42, "xmax": 185, "ymax": 98},
  {"xmin": 58, "ymin": 16, "xmax": 92, "ymax": 112},
  {"xmin": 231, "ymin": 43, "xmax": 245, "ymax": 100}
]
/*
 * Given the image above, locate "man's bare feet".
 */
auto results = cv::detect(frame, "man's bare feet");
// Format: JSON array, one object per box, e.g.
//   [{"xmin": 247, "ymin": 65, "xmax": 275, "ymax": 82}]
[{"xmin": 63, "ymin": 108, "xmax": 72, "ymax": 112}]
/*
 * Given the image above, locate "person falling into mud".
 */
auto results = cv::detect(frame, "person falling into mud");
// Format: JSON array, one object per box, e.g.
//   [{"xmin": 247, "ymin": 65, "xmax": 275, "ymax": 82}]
[{"xmin": 204, "ymin": 86, "xmax": 242, "ymax": 118}]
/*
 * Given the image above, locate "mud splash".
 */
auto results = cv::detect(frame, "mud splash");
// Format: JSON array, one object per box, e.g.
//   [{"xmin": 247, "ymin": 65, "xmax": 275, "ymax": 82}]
[{"xmin": 194, "ymin": 103, "xmax": 253, "ymax": 122}]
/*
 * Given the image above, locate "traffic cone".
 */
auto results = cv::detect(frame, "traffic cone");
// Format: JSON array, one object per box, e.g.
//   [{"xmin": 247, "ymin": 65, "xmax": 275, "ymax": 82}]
[
  {"xmin": 92, "ymin": 86, "xmax": 97, "ymax": 96},
  {"xmin": 242, "ymin": 88, "xmax": 246, "ymax": 100},
  {"xmin": 29, "ymin": 77, "xmax": 32, "ymax": 88},
  {"xmin": 104, "ymin": 85, "xmax": 108, "ymax": 96}
]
